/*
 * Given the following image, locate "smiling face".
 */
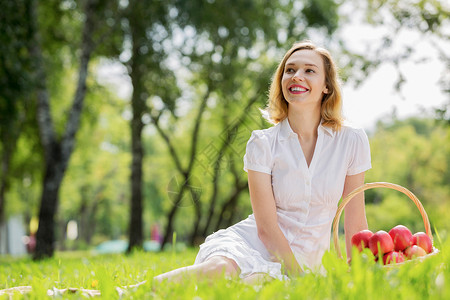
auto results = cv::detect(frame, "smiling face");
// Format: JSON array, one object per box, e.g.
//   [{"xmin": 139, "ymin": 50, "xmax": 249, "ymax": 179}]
[{"xmin": 281, "ymin": 49, "xmax": 328, "ymax": 107}]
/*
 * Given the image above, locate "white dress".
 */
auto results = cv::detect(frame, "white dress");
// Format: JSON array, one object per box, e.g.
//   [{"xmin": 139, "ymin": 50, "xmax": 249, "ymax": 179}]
[{"xmin": 194, "ymin": 118, "xmax": 372, "ymax": 279}]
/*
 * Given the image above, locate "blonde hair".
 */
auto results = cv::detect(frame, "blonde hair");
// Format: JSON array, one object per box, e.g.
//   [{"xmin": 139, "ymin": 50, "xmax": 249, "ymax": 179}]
[{"xmin": 263, "ymin": 40, "xmax": 343, "ymax": 131}]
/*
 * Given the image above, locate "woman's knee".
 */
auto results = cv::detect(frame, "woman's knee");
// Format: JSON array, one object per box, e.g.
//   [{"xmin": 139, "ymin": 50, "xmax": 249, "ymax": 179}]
[{"xmin": 203, "ymin": 256, "xmax": 240, "ymax": 277}]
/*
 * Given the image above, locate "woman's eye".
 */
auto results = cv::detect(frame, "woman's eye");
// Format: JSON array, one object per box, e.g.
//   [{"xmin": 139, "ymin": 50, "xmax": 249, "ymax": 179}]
[
  {"xmin": 286, "ymin": 68, "xmax": 295, "ymax": 73},
  {"xmin": 306, "ymin": 69, "xmax": 315, "ymax": 73}
]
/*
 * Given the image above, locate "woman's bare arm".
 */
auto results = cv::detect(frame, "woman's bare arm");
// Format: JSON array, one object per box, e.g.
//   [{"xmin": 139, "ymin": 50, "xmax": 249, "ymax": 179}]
[
  {"xmin": 247, "ymin": 170, "xmax": 302, "ymax": 275},
  {"xmin": 343, "ymin": 172, "xmax": 368, "ymax": 260}
]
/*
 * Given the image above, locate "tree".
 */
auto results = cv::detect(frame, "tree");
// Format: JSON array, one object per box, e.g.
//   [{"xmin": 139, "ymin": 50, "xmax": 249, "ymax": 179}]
[
  {"xmin": 121, "ymin": 0, "xmax": 180, "ymax": 252},
  {"xmin": 0, "ymin": 0, "xmax": 31, "ymax": 235},
  {"xmin": 28, "ymin": 0, "xmax": 110, "ymax": 259},
  {"xmin": 146, "ymin": 0, "xmax": 343, "ymax": 247}
]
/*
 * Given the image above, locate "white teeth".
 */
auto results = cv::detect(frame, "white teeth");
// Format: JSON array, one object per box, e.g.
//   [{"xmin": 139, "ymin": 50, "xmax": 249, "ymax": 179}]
[{"xmin": 291, "ymin": 87, "xmax": 307, "ymax": 92}]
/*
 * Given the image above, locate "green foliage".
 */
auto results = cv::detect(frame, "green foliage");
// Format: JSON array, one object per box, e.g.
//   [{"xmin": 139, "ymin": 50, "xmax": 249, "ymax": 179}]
[
  {"xmin": 366, "ymin": 0, "xmax": 450, "ymax": 34},
  {"xmin": 0, "ymin": 239, "xmax": 449, "ymax": 299},
  {"xmin": 1, "ymin": 0, "xmax": 449, "ymax": 254},
  {"xmin": 303, "ymin": 0, "xmax": 339, "ymax": 33},
  {"xmin": 58, "ymin": 74, "xmax": 132, "ymax": 244},
  {"xmin": 0, "ymin": 0, "xmax": 33, "ymax": 101},
  {"xmin": 365, "ymin": 194, "xmax": 420, "ymax": 232},
  {"xmin": 366, "ymin": 116, "xmax": 450, "ymax": 240},
  {"xmin": 0, "ymin": 0, "xmax": 38, "ymax": 222}
]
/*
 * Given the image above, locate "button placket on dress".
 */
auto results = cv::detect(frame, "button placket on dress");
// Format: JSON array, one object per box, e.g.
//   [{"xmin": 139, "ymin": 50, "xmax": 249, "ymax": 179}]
[
  {"xmin": 282, "ymin": 121, "xmax": 329, "ymax": 233},
  {"xmin": 297, "ymin": 128, "xmax": 324, "ymax": 221}
]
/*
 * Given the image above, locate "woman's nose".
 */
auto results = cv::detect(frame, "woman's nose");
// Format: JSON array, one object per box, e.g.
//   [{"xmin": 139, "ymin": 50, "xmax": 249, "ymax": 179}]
[{"xmin": 293, "ymin": 71, "xmax": 304, "ymax": 81}]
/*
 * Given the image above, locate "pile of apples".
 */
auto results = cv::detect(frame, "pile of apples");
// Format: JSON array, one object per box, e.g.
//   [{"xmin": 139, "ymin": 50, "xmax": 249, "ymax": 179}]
[{"xmin": 351, "ymin": 225, "xmax": 433, "ymax": 265}]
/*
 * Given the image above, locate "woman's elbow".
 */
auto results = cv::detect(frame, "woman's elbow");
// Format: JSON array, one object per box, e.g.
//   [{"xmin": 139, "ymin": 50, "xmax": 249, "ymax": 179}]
[
  {"xmin": 257, "ymin": 226, "xmax": 275, "ymax": 245},
  {"xmin": 257, "ymin": 229, "xmax": 266, "ymax": 243}
]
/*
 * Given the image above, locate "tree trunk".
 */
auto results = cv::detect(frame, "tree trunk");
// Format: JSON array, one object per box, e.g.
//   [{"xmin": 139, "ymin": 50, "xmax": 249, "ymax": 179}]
[
  {"xmin": 126, "ymin": 0, "xmax": 147, "ymax": 252},
  {"xmin": 127, "ymin": 108, "xmax": 144, "ymax": 251},
  {"xmin": 86, "ymin": 199, "xmax": 99, "ymax": 245},
  {"xmin": 29, "ymin": 0, "xmax": 96, "ymax": 259},
  {"xmin": 78, "ymin": 186, "xmax": 90, "ymax": 244},
  {"xmin": 34, "ymin": 158, "xmax": 64, "ymax": 258},
  {"xmin": 188, "ymin": 185, "xmax": 202, "ymax": 246},
  {"xmin": 161, "ymin": 177, "xmax": 189, "ymax": 248}
]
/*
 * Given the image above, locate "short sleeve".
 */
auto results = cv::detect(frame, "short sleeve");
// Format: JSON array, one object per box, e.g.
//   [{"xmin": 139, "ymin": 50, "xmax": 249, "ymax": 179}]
[
  {"xmin": 347, "ymin": 128, "xmax": 372, "ymax": 176},
  {"xmin": 243, "ymin": 130, "xmax": 273, "ymax": 175}
]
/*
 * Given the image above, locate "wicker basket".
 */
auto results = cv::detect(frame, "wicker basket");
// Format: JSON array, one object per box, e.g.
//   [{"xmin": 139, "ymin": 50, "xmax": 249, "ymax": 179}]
[{"xmin": 332, "ymin": 182, "xmax": 438, "ymax": 261}]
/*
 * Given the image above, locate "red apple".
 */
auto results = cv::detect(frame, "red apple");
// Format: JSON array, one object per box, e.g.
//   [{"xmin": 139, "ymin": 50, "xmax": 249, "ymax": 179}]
[
  {"xmin": 351, "ymin": 230, "xmax": 374, "ymax": 252},
  {"xmin": 404, "ymin": 245, "xmax": 427, "ymax": 259},
  {"xmin": 368, "ymin": 230, "xmax": 394, "ymax": 257},
  {"xmin": 383, "ymin": 251, "xmax": 405, "ymax": 265},
  {"xmin": 389, "ymin": 225, "xmax": 413, "ymax": 251},
  {"xmin": 412, "ymin": 232, "xmax": 433, "ymax": 254}
]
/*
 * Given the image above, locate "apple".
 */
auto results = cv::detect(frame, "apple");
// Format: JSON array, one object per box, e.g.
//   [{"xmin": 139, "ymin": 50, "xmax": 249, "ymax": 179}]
[
  {"xmin": 368, "ymin": 230, "xmax": 394, "ymax": 257},
  {"xmin": 412, "ymin": 232, "xmax": 433, "ymax": 254},
  {"xmin": 389, "ymin": 225, "xmax": 413, "ymax": 251},
  {"xmin": 351, "ymin": 230, "xmax": 374, "ymax": 252},
  {"xmin": 383, "ymin": 251, "xmax": 405, "ymax": 265},
  {"xmin": 404, "ymin": 245, "xmax": 427, "ymax": 259}
]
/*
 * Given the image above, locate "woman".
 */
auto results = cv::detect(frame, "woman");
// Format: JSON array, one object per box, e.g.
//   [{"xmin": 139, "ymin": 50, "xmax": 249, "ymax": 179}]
[{"xmin": 154, "ymin": 40, "xmax": 371, "ymax": 283}]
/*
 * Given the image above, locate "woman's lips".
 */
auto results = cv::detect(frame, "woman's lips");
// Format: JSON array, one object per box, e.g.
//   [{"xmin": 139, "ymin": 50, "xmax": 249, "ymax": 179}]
[{"xmin": 289, "ymin": 85, "xmax": 309, "ymax": 94}]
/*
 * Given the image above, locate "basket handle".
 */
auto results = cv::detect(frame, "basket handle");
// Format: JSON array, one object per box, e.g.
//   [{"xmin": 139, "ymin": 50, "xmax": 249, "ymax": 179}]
[{"xmin": 332, "ymin": 182, "xmax": 432, "ymax": 259}]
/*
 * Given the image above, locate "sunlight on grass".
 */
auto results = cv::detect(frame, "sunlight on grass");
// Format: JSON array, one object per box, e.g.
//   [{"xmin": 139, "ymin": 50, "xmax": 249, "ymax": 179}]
[{"xmin": 0, "ymin": 240, "xmax": 448, "ymax": 299}]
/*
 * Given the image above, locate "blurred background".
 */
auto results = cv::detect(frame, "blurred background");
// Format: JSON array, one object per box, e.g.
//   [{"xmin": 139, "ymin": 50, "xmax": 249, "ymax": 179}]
[{"xmin": 0, "ymin": 0, "xmax": 448, "ymax": 259}]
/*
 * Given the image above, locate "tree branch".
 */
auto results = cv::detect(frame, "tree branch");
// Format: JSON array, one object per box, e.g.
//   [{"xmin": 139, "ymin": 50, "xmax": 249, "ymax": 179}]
[
  {"xmin": 61, "ymin": 0, "xmax": 97, "ymax": 164},
  {"xmin": 150, "ymin": 114, "xmax": 185, "ymax": 175},
  {"xmin": 202, "ymin": 89, "xmax": 262, "ymax": 235},
  {"xmin": 186, "ymin": 86, "xmax": 211, "ymax": 174},
  {"xmin": 27, "ymin": 0, "xmax": 55, "ymax": 161}
]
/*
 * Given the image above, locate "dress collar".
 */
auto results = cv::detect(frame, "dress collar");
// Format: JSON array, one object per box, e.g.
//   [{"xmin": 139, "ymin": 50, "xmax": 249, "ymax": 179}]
[{"xmin": 279, "ymin": 117, "xmax": 334, "ymax": 141}]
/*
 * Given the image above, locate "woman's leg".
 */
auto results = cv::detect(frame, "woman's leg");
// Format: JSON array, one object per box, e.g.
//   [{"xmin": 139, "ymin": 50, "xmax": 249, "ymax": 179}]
[{"xmin": 154, "ymin": 255, "xmax": 240, "ymax": 283}]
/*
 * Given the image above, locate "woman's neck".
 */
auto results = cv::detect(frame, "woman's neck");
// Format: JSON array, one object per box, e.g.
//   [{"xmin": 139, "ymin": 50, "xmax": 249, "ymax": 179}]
[{"xmin": 287, "ymin": 105, "xmax": 321, "ymax": 140}]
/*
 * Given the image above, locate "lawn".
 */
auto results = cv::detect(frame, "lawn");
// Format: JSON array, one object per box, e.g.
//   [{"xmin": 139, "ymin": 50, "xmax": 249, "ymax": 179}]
[{"xmin": 0, "ymin": 237, "xmax": 448, "ymax": 299}]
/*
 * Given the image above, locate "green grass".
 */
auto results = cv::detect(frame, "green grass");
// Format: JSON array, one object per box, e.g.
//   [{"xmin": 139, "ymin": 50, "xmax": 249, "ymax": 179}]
[{"xmin": 1, "ymin": 239, "xmax": 449, "ymax": 299}]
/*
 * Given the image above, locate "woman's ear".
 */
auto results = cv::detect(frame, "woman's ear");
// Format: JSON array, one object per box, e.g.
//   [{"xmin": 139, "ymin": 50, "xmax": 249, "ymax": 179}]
[{"xmin": 323, "ymin": 88, "xmax": 329, "ymax": 94}]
